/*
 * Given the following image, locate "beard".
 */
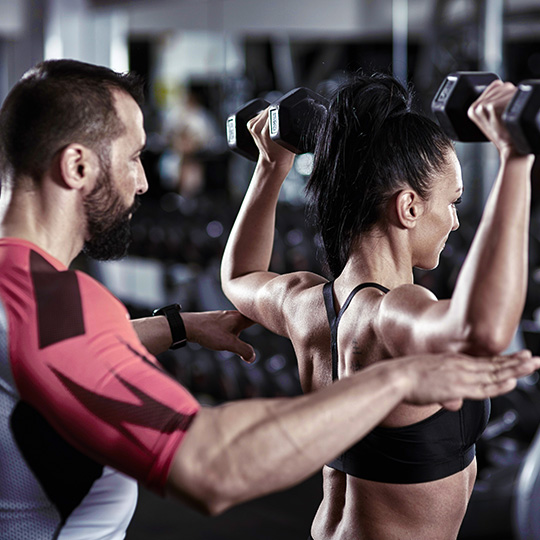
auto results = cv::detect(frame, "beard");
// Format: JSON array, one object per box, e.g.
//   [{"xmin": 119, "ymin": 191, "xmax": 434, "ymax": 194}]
[{"xmin": 82, "ymin": 163, "xmax": 140, "ymax": 261}]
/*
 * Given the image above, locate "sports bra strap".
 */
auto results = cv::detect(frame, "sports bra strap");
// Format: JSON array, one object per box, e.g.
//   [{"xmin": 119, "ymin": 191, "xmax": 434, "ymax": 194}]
[
  {"xmin": 323, "ymin": 282, "xmax": 339, "ymax": 380},
  {"xmin": 323, "ymin": 280, "xmax": 390, "ymax": 381}
]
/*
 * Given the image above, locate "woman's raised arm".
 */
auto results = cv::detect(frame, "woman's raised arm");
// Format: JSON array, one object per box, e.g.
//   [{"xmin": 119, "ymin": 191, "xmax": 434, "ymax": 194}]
[
  {"xmin": 221, "ymin": 110, "xmax": 320, "ymax": 336},
  {"xmin": 377, "ymin": 81, "xmax": 535, "ymax": 357}
]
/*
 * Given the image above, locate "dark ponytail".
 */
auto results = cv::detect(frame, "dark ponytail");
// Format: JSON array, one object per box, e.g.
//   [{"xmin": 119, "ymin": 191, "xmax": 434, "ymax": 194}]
[{"xmin": 306, "ymin": 72, "xmax": 454, "ymax": 278}]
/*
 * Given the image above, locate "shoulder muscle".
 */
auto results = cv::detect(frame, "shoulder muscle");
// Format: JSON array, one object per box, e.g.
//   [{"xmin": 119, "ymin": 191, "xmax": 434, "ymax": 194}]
[{"xmin": 375, "ymin": 283, "xmax": 449, "ymax": 355}]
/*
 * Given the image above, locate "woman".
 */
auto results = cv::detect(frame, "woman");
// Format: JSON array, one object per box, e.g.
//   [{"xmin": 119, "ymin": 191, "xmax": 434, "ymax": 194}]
[{"xmin": 221, "ymin": 73, "xmax": 534, "ymax": 539}]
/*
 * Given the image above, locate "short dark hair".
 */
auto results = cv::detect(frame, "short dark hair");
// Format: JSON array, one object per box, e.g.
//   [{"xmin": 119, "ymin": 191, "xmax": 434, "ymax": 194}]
[
  {"xmin": 306, "ymin": 72, "xmax": 454, "ymax": 278},
  {"xmin": 0, "ymin": 59, "xmax": 144, "ymax": 188}
]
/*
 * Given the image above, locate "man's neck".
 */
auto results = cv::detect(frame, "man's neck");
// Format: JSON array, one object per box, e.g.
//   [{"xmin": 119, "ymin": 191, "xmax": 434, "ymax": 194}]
[{"xmin": 0, "ymin": 185, "xmax": 84, "ymax": 266}]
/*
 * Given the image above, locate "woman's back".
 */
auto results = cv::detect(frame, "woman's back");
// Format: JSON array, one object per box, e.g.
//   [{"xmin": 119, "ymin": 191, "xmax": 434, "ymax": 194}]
[{"xmin": 286, "ymin": 280, "xmax": 479, "ymax": 540}]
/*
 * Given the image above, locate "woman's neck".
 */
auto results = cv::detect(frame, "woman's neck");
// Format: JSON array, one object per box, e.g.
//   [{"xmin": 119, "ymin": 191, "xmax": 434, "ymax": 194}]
[{"xmin": 336, "ymin": 228, "xmax": 415, "ymax": 290}]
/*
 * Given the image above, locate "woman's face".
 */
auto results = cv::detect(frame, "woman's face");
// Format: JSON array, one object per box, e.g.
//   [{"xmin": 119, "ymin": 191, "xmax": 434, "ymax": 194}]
[{"xmin": 413, "ymin": 151, "xmax": 463, "ymax": 270}]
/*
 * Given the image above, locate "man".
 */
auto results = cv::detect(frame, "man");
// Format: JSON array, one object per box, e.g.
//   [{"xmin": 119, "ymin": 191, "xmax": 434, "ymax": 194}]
[{"xmin": 0, "ymin": 59, "xmax": 537, "ymax": 539}]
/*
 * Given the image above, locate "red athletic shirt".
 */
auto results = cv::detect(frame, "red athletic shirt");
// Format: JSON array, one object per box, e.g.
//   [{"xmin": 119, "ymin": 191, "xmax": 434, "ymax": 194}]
[{"xmin": 0, "ymin": 238, "xmax": 200, "ymax": 537}]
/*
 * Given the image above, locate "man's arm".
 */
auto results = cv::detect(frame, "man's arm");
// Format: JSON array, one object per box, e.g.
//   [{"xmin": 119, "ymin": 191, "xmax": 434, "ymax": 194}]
[
  {"xmin": 17, "ymin": 270, "xmax": 540, "ymax": 516},
  {"xmin": 132, "ymin": 310, "xmax": 255, "ymax": 362},
  {"xmin": 165, "ymin": 350, "xmax": 540, "ymax": 515}
]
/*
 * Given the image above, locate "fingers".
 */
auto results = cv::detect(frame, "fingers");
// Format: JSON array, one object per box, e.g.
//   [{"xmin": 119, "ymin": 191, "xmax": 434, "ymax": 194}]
[
  {"xmin": 181, "ymin": 310, "xmax": 256, "ymax": 364},
  {"xmin": 451, "ymin": 353, "xmax": 540, "ymax": 400},
  {"xmin": 246, "ymin": 108, "xmax": 296, "ymax": 166},
  {"xmin": 467, "ymin": 80, "xmax": 517, "ymax": 149},
  {"xmin": 405, "ymin": 351, "xmax": 539, "ymax": 405},
  {"xmin": 494, "ymin": 354, "xmax": 540, "ymax": 380},
  {"xmin": 231, "ymin": 337, "xmax": 256, "ymax": 364},
  {"xmin": 456, "ymin": 356, "xmax": 538, "ymax": 387},
  {"xmin": 216, "ymin": 329, "xmax": 256, "ymax": 363},
  {"xmin": 224, "ymin": 312, "xmax": 256, "ymax": 363},
  {"xmin": 213, "ymin": 311, "xmax": 256, "ymax": 363},
  {"xmin": 246, "ymin": 109, "xmax": 270, "ymax": 156},
  {"xmin": 440, "ymin": 399, "xmax": 463, "ymax": 411},
  {"xmin": 451, "ymin": 350, "xmax": 537, "ymax": 375},
  {"xmin": 247, "ymin": 109, "xmax": 269, "ymax": 138},
  {"xmin": 435, "ymin": 372, "xmax": 516, "ymax": 403},
  {"xmin": 469, "ymin": 80, "xmax": 515, "ymax": 113},
  {"xmin": 476, "ymin": 377, "xmax": 518, "ymax": 399},
  {"xmin": 507, "ymin": 349, "xmax": 532, "ymax": 360},
  {"xmin": 478, "ymin": 351, "xmax": 540, "ymax": 377}
]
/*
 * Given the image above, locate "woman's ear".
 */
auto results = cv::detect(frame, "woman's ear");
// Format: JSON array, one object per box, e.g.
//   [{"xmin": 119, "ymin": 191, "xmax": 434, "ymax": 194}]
[
  {"xmin": 58, "ymin": 144, "xmax": 100, "ymax": 193},
  {"xmin": 394, "ymin": 189, "xmax": 426, "ymax": 229}
]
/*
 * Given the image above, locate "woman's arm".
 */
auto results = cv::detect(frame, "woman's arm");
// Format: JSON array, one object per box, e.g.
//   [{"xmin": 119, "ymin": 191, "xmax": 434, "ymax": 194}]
[
  {"xmin": 221, "ymin": 110, "xmax": 320, "ymax": 336},
  {"xmin": 378, "ymin": 81, "xmax": 535, "ymax": 357}
]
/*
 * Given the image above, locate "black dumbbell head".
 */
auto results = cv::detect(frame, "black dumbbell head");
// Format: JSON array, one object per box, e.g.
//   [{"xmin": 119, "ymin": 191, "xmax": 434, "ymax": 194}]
[
  {"xmin": 226, "ymin": 98, "xmax": 270, "ymax": 161},
  {"xmin": 268, "ymin": 87, "xmax": 329, "ymax": 154},
  {"xmin": 431, "ymin": 71, "xmax": 500, "ymax": 142},
  {"xmin": 502, "ymin": 80, "xmax": 540, "ymax": 155}
]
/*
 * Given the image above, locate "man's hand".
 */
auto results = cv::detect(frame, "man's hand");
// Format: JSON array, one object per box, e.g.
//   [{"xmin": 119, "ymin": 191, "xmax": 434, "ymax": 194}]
[
  {"xmin": 181, "ymin": 310, "xmax": 256, "ymax": 363},
  {"xmin": 132, "ymin": 310, "xmax": 255, "ymax": 361},
  {"xmin": 400, "ymin": 349, "xmax": 540, "ymax": 410}
]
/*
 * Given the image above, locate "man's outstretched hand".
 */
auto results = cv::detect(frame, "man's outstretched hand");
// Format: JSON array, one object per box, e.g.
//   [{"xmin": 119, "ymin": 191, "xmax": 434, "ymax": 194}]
[{"xmin": 400, "ymin": 349, "xmax": 540, "ymax": 410}]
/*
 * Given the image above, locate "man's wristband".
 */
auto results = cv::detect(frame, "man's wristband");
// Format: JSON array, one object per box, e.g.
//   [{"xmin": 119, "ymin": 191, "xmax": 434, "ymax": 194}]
[{"xmin": 152, "ymin": 303, "xmax": 187, "ymax": 350}]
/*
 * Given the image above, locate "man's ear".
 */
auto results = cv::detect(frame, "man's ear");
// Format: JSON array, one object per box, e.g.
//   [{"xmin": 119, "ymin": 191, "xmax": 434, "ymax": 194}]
[
  {"xmin": 394, "ymin": 189, "xmax": 426, "ymax": 229},
  {"xmin": 58, "ymin": 144, "xmax": 100, "ymax": 193}
]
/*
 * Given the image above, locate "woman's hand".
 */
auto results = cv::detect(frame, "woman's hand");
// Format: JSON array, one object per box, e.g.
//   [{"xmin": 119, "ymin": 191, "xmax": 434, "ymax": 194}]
[
  {"xmin": 468, "ymin": 80, "xmax": 525, "ymax": 156},
  {"xmin": 247, "ymin": 109, "xmax": 296, "ymax": 170}
]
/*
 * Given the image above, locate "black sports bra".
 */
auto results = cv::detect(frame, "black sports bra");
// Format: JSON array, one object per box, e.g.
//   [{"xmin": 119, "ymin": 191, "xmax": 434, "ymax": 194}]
[{"xmin": 323, "ymin": 280, "xmax": 490, "ymax": 484}]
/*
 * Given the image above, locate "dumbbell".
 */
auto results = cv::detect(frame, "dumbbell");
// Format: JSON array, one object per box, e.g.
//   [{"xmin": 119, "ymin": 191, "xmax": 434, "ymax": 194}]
[
  {"xmin": 432, "ymin": 71, "xmax": 540, "ymax": 154},
  {"xmin": 431, "ymin": 71, "xmax": 501, "ymax": 142},
  {"xmin": 226, "ymin": 87, "xmax": 329, "ymax": 161},
  {"xmin": 226, "ymin": 98, "xmax": 270, "ymax": 161},
  {"xmin": 503, "ymin": 80, "xmax": 540, "ymax": 155},
  {"xmin": 268, "ymin": 87, "xmax": 329, "ymax": 154}
]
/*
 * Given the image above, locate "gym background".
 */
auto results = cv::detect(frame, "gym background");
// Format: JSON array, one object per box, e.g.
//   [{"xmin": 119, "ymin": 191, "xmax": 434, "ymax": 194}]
[{"xmin": 2, "ymin": 0, "xmax": 540, "ymax": 538}]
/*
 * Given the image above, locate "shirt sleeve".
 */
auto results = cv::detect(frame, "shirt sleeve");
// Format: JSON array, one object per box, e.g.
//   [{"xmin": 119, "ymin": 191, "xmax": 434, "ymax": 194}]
[{"xmin": 10, "ymin": 257, "xmax": 200, "ymax": 495}]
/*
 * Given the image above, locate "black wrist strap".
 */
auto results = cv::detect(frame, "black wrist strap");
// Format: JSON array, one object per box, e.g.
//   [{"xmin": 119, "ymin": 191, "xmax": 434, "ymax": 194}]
[{"xmin": 152, "ymin": 303, "xmax": 187, "ymax": 350}]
